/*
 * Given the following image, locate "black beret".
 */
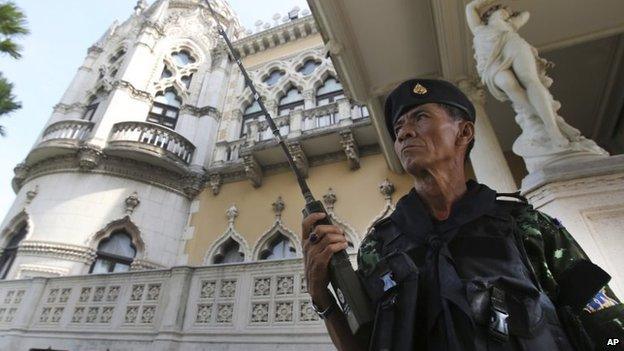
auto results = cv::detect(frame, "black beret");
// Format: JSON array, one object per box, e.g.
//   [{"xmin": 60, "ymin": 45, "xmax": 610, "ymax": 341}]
[{"xmin": 384, "ymin": 79, "xmax": 475, "ymax": 140}]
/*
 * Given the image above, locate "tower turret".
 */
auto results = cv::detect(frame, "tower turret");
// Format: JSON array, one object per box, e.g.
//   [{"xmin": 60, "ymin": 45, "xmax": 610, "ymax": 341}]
[{"xmin": 1, "ymin": 0, "xmax": 243, "ymax": 279}]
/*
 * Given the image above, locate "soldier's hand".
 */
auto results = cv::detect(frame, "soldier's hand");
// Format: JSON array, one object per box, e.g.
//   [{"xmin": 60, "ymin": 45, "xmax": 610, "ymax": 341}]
[{"xmin": 302, "ymin": 212, "xmax": 348, "ymax": 308}]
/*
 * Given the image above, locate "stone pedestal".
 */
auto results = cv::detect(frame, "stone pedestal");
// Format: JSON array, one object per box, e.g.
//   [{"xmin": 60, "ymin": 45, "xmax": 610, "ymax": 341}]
[{"xmin": 522, "ymin": 155, "xmax": 624, "ymax": 298}]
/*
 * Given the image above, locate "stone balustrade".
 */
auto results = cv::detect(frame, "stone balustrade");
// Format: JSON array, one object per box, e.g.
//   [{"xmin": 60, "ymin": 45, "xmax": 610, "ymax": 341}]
[
  {"xmin": 0, "ymin": 260, "xmax": 330, "ymax": 350},
  {"xmin": 108, "ymin": 121, "xmax": 196, "ymax": 165},
  {"xmin": 40, "ymin": 119, "xmax": 94, "ymax": 143},
  {"xmin": 212, "ymin": 99, "xmax": 370, "ymax": 166}
]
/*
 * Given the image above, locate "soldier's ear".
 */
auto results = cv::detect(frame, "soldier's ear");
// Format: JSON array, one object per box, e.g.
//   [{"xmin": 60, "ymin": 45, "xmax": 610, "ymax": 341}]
[{"xmin": 456, "ymin": 121, "xmax": 474, "ymax": 147}]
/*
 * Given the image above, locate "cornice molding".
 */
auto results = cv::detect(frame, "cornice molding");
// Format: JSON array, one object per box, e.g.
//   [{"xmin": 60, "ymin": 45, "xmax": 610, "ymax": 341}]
[
  {"xmin": 233, "ymin": 16, "xmax": 318, "ymax": 58},
  {"xmin": 17, "ymin": 240, "xmax": 96, "ymax": 264}
]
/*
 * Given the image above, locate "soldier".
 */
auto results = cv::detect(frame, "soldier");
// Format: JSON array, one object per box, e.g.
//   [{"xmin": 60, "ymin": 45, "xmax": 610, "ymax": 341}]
[{"xmin": 301, "ymin": 79, "xmax": 624, "ymax": 350}]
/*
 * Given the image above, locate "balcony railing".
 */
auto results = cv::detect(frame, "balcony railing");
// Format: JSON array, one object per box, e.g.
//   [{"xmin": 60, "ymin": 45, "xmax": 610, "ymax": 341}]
[
  {"xmin": 0, "ymin": 260, "xmax": 330, "ymax": 350},
  {"xmin": 40, "ymin": 120, "xmax": 94, "ymax": 143},
  {"xmin": 108, "ymin": 121, "xmax": 195, "ymax": 165}
]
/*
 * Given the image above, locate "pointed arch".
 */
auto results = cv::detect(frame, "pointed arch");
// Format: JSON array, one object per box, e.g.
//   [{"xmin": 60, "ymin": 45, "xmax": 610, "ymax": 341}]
[
  {"xmin": 252, "ymin": 219, "xmax": 301, "ymax": 260},
  {"xmin": 204, "ymin": 224, "xmax": 250, "ymax": 264},
  {"xmin": 364, "ymin": 203, "xmax": 396, "ymax": 237},
  {"xmin": 327, "ymin": 213, "xmax": 360, "ymax": 254},
  {"xmin": 87, "ymin": 216, "xmax": 146, "ymax": 259},
  {"xmin": 0, "ymin": 209, "xmax": 32, "ymax": 248},
  {"xmin": 273, "ymin": 79, "xmax": 305, "ymax": 102}
]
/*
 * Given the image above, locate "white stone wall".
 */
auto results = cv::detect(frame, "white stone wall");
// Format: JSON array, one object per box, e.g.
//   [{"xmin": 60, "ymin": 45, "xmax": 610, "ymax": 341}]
[
  {"xmin": 1, "ymin": 173, "xmax": 190, "ymax": 278},
  {"xmin": 0, "ymin": 260, "xmax": 333, "ymax": 351}
]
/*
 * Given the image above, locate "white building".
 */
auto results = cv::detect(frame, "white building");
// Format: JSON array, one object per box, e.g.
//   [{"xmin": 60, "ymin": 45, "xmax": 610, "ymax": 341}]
[{"xmin": 0, "ymin": 0, "xmax": 622, "ymax": 350}]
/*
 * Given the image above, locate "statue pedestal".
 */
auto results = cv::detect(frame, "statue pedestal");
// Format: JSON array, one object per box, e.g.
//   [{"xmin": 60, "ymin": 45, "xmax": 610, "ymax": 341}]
[{"xmin": 522, "ymin": 155, "xmax": 624, "ymax": 298}]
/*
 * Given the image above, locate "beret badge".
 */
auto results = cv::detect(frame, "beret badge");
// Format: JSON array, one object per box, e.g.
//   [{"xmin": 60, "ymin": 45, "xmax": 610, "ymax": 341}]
[{"xmin": 412, "ymin": 83, "xmax": 428, "ymax": 95}]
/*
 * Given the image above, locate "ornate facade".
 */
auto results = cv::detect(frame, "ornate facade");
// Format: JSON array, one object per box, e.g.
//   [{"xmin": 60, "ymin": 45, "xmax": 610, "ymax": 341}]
[{"xmin": 0, "ymin": 0, "xmax": 623, "ymax": 350}]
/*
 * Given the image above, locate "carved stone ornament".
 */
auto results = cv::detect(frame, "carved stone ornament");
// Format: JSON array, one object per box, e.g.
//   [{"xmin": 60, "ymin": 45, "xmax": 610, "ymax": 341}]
[
  {"xmin": 25, "ymin": 185, "xmax": 39, "ymax": 205},
  {"xmin": 287, "ymin": 142, "xmax": 309, "ymax": 178},
  {"xmin": 379, "ymin": 179, "xmax": 395, "ymax": 202},
  {"xmin": 78, "ymin": 145, "xmax": 103, "ymax": 171},
  {"xmin": 12, "ymin": 162, "xmax": 30, "ymax": 190},
  {"xmin": 226, "ymin": 204, "xmax": 239, "ymax": 224},
  {"xmin": 323, "ymin": 188, "xmax": 337, "ymax": 211},
  {"xmin": 183, "ymin": 171, "xmax": 206, "ymax": 199},
  {"xmin": 272, "ymin": 196, "xmax": 285, "ymax": 218},
  {"xmin": 124, "ymin": 192, "xmax": 140, "ymax": 215},
  {"xmin": 339, "ymin": 130, "xmax": 360, "ymax": 170},
  {"xmin": 242, "ymin": 151, "xmax": 263, "ymax": 188},
  {"xmin": 466, "ymin": 0, "xmax": 608, "ymax": 172},
  {"xmin": 209, "ymin": 173, "xmax": 222, "ymax": 196}
]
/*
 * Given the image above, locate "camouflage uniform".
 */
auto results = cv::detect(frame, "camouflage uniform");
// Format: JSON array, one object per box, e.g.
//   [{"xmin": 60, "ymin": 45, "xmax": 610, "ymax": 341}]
[{"xmin": 357, "ymin": 195, "xmax": 624, "ymax": 350}]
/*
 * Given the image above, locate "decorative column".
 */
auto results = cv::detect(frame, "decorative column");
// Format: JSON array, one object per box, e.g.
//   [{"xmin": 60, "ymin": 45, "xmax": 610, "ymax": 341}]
[
  {"xmin": 289, "ymin": 110, "xmax": 303, "ymax": 137},
  {"xmin": 337, "ymin": 99, "xmax": 352, "ymax": 127},
  {"xmin": 458, "ymin": 79, "xmax": 516, "ymax": 192}
]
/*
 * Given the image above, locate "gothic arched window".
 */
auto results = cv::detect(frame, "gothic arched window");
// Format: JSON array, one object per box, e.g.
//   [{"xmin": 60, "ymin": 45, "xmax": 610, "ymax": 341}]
[
  {"xmin": 213, "ymin": 238, "xmax": 244, "ymax": 264},
  {"xmin": 297, "ymin": 59, "xmax": 320, "ymax": 76},
  {"xmin": 240, "ymin": 101, "xmax": 265, "ymax": 138},
  {"xmin": 278, "ymin": 87, "xmax": 304, "ymax": 116},
  {"xmin": 259, "ymin": 233, "xmax": 297, "ymax": 260},
  {"xmin": 109, "ymin": 48, "xmax": 126, "ymax": 64},
  {"xmin": 83, "ymin": 88, "xmax": 106, "ymax": 121},
  {"xmin": 171, "ymin": 50, "xmax": 196, "ymax": 66},
  {"xmin": 90, "ymin": 231, "xmax": 136, "ymax": 274},
  {"xmin": 0, "ymin": 223, "xmax": 27, "ymax": 279},
  {"xmin": 263, "ymin": 69, "xmax": 284, "ymax": 86},
  {"xmin": 147, "ymin": 88, "xmax": 181, "ymax": 129},
  {"xmin": 316, "ymin": 77, "xmax": 344, "ymax": 106}
]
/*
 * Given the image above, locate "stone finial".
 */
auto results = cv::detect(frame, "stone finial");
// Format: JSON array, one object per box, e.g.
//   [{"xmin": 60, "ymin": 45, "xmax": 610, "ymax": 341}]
[
  {"xmin": 379, "ymin": 179, "xmax": 395, "ymax": 201},
  {"xmin": 25, "ymin": 185, "xmax": 39, "ymax": 205},
  {"xmin": 124, "ymin": 192, "xmax": 140, "ymax": 214},
  {"xmin": 254, "ymin": 20, "xmax": 263, "ymax": 33},
  {"xmin": 272, "ymin": 196, "xmax": 285, "ymax": 218},
  {"xmin": 323, "ymin": 188, "xmax": 337, "ymax": 211},
  {"xmin": 272, "ymin": 13, "xmax": 281, "ymax": 26},
  {"xmin": 134, "ymin": 0, "xmax": 148, "ymax": 15},
  {"xmin": 226, "ymin": 204, "xmax": 238, "ymax": 224}
]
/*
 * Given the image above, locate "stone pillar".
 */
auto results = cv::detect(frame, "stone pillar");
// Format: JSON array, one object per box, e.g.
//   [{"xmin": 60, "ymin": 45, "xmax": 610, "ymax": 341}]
[
  {"xmin": 337, "ymin": 99, "xmax": 353, "ymax": 127},
  {"xmin": 522, "ymin": 155, "xmax": 624, "ymax": 298},
  {"xmin": 289, "ymin": 110, "xmax": 303, "ymax": 137},
  {"xmin": 303, "ymin": 90, "xmax": 315, "ymax": 109},
  {"xmin": 153, "ymin": 266, "xmax": 193, "ymax": 348},
  {"xmin": 458, "ymin": 79, "xmax": 516, "ymax": 192}
]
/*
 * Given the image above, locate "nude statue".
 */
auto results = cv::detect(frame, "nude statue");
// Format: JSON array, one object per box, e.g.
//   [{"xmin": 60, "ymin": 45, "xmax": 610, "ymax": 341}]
[{"xmin": 466, "ymin": 0, "xmax": 572, "ymax": 147}]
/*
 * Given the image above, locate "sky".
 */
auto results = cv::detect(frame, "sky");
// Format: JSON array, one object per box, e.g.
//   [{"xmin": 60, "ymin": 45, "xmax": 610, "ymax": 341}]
[{"xmin": 0, "ymin": 0, "xmax": 310, "ymax": 219}]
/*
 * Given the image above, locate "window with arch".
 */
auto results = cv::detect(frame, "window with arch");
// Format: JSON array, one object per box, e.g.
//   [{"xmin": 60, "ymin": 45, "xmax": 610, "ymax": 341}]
[
  {"xmin": 213, "ymin": 238, "xmax": 244, "ymax": 264},
  {"xmin": 259, "ymin": 232, "xmax": 297, "ymax": 260},
  {"xmin": 262, "ymin": 69, "xmax": 284, "ymax": 86},
  {"xmin": 89, "ymin": 230, "xmax": 136, "ymax": 274},
  {"xmin": 109, "ymin": 48, "xmax": 126, "ymax": 64},
  {"xmin": 0, "ymin": 223, "xmax": 27, "ymax": 279},
  {"xmin": 278, "ymin": 87, "xmax": 304, "ymax": 116},
  {"xmin": 171, "ymin": 50, "xmax": 196, "ymax": 66},
  {"xmin": 161, "ymin": 65, "xmax": 173, "ymax": 79},
  {"xmin": 83, "ymin": 88, "xmax": 106, "ymax": 121},
  {"xmin": 240, "ymin": 100, "xmax": 266, "ymax": 138},
  {"xmin": 147, "ymin": 88, "xmax": 181, "ymax": 129},
  {"xmin": 316, "ymin": 77, "xmax": 344, "ymax": 106},
  {"xmin": 297, "ymin": 59, "xmax": 320, "ymax": 76}
]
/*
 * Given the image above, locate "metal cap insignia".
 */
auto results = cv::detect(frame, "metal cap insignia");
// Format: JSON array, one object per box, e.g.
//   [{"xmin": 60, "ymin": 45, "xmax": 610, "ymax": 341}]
[{"xmin": 413, "ymin": 83, "xmax": 428, "ymax": 95}]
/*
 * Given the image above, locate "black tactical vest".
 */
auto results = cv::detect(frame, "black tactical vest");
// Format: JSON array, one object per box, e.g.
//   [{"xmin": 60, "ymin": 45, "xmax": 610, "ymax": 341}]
[{"xmin": 361, "ymin": 198, "xmax": 575, "ymax": 351}]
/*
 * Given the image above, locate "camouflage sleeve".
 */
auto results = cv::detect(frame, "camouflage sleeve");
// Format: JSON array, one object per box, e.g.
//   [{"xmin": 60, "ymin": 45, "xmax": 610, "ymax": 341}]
[
  {"xmin": 356, "ymin": 234, "xmax": 382, "ymax": 278},
  {"xmin": 534, "ymin": 211, "xmax": 624, "ymax": 344}
]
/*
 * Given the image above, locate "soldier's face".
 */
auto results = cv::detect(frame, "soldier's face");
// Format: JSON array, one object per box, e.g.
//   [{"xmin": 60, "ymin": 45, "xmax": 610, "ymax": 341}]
[{"xmin": 393, "ymin": 103, "xmax": 463, "ymax": 175}]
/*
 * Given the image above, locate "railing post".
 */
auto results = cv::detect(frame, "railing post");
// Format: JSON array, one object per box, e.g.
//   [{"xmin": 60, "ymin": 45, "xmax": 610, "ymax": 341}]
[
  {"xmin": 289, "ymin": 110, "xmax": 303, "ymax": 137},
  {"xmin": 156, "ymin": 266, "xmax": 193, "ymax": 335},
  {"xmin": 337, "ymin": 99, "xmax": 353, "ymax": 127},
  {"xmin": 12, "ymin": 277, "xmax": 47, "ymax": 330}
]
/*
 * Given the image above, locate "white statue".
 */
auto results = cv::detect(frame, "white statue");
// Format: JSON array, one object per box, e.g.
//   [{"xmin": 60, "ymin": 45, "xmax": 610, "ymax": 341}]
[{"xmin": 466, "ymin": 0, "xmax": 607, "ymax": 172}]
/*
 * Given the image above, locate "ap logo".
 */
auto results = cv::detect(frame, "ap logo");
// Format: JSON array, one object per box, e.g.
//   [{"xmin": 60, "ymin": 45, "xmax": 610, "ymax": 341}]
[{"xmin": 607, "ymin": 338, "xmax": 620, "ymax": 346}]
